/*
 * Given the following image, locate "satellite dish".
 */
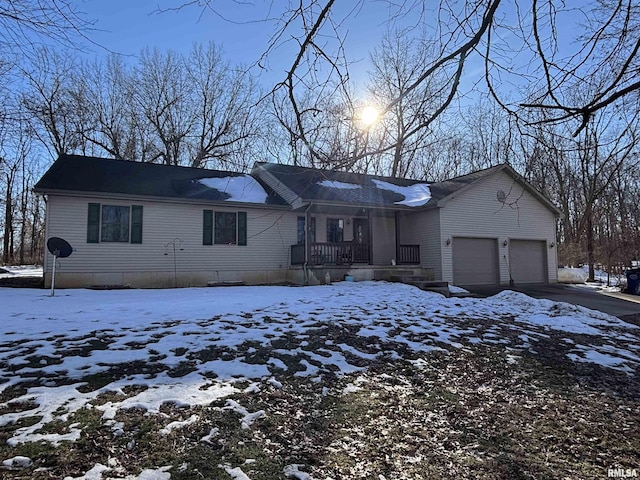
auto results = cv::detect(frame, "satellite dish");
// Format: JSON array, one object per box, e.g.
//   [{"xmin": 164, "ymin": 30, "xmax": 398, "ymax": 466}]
[
  {"xmin": 47, "ymin": 237, "xmax": 73, "ymax": 258},
  {"xmin": 497, "ymin": 190, "xmax": 506, "ymax": 203},
  {"xmin": 46, "ymin": 237, "xmax": 73, "ymax": 297}
]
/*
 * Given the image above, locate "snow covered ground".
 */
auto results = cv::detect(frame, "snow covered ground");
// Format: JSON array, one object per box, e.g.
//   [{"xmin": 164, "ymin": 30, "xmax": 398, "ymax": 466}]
[
  {"xmin": 558, "ymin": 265, "xmax": 626, "ymax": 288},
  {"xmin": 0, "ymin": 281, "xmax": 638, "ymax": 479},
  {"xmin": 0, "ymin": 265, "xmax": 43, "ymax": 279}
]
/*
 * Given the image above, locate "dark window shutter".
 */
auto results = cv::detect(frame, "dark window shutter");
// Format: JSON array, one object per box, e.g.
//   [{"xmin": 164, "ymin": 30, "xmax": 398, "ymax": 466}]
[
  {"xmin": 131, "ymin": 205, "xmax": 143, "ymax": 244},
  {"xmin": 203, "ymin": 210, "xmax": 213, "ymax": 245},
  {"xmin": 87, "ymin": 203, "xmax": 100, "ymax": 243},
  {"xmin": 237, "ymin": 212, "xmax": 247, "ymax": 246}
]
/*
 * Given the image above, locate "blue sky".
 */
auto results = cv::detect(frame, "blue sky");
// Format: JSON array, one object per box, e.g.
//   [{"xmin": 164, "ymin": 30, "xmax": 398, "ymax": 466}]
[
  {"xmin": 80, "ymin": 1, "xmax": 392, "ymax": 88},
  {"xmin": 84, "ymin": 2, "xmax": 269, "ymax": 57},
  {"xmin": 56, "ymin": 1, "xmax": 595, "ymax": 117}
]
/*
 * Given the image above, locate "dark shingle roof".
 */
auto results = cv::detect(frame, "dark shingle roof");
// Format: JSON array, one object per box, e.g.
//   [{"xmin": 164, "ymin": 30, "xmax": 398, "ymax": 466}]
[
  {"xmin": 253, "ymin": 162, "xmax": 512, "ymax": 209},
  {"xmin": 253, "ymin": 162, "xmax": 436, "ymax": 208},
  {"xmin": 34, "ymin": 154, "xmax": 289, "ymax": 206},
  {"xmin": 35, "ymin": 156, "xmax": 559, "ymax": 215}
]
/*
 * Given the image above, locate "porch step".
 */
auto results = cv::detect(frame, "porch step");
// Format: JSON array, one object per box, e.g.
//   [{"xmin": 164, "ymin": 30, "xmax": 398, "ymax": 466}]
[
  {"xmin": 373, "ymin": 269, "xmax": 416, "ymax": 281},
  {"xmin": 410, "ymin": 281, "xmax": 450, "ymax": 297},
  {"xmin": 410, "ymin": 280, "xmax": 448, "ymax": 289},
  {"xmin": 420, "ymin": 286, "xmax": 451, "ymax": 297},
  {"xmin": 389, "ymin": 275, "xmax": 431, "ymax": 283},
  {"xmin": 388, "ymin": 275, "xmax": 451, "ymax": 297},
  {"xmin": 450, "ymin": 291, "xmax": 479, "ymax": 298},
  {"xmin": 207, "ymin": 281, "xmax": 246, "ymax": 287}
]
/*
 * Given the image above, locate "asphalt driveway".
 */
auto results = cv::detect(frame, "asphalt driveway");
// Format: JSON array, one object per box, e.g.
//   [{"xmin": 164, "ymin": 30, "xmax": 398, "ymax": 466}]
[{"xmin": 466, "ymin": 283, "xmax": 640, "ymax": 325}]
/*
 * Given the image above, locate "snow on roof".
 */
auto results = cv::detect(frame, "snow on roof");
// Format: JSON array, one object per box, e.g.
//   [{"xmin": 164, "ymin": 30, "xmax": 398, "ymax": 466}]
[
  {"xmin": 371, "ymin": 179, "xmax": 432, "ymax": 207},
  {"xmin": 317, "ymin": 179, "xmax": 362, "ymax": 190},
  {"xmin": 198, "ymin": 175, "xmax": 269, "ymax": 203}
]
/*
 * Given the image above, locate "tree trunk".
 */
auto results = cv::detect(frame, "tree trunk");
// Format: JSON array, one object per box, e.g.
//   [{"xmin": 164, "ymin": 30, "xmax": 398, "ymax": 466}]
[
  {"xmin": 30, "ymin": 196, "xmax": 41, "ymax": 262},
  {"xmin": 19, "ymin": 177, "xmax": 28, "ymax": 265},
  {"xmin": 3, "ymin": 174, "xmax": 14, "ymax": 264},
  {"xmin": 586, "ymin": 212, "xmax": 595, "ymax": 282}
]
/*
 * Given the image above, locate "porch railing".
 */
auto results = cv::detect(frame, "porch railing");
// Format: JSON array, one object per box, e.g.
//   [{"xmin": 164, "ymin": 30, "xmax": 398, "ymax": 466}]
[
  {"xmin": 398, "ymin": 244, "xmax": 420, "ymax": 264},
  {"xmin": 291, "ymin": 242, "xmax": 370, "ymax": 265},
  {"xmin": 291, "ymin": 243, "xmax": 418, "ymax": 265}
]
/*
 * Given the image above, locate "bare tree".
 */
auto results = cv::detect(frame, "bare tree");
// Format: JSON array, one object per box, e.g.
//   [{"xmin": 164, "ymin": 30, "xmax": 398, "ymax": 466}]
[
  {"xmin": 0, "ymin": 0, "xmax": 96, "ymax": 122},
  {"xmin": 21, "ymin": 48, "xmax": 87, "ymax": 156},
  {"xmin": 163, "ymin": 0, "xmax": 640, "ymax": 159},
  {"xmin": 0, "ymin": 0, "xmax": 94, "ymax": 59},
  {"xmin": 0, "ymin": 115, "xmax": 32, "ymax": 264},
  {"xmin": 132, "ymin": 48, "xmax": 192, "ymax": 165},
  {"xmin": 79, "ymin": 55, "xmax": 141, "ymax": 160},
  {"xmin": 574, "ymin": 108, "xmax": 639, "ymax": 281},
  {"xmin": 185, "ymin": 42, "xmax": 264, "ymax": 170},
  {"xmin": 519, "ymin": 92, "xmax": 640, "ymax": 275},
  {"xmin": 367, "ymin": 30, "xmax": 447, "ymax": 177},
  {"xmin": 0, "ymin": 0, "xmax": 95, "ymax": 266}
]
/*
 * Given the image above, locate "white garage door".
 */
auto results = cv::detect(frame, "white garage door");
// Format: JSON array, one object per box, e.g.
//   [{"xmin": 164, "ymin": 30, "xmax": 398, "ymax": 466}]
[
  {"xmin": 510, "ymin": 240, "xmax": 547, "ymax": 283},
  {"xmin": 452, "ymin": 237, "xmax": 499, "ymax": 285}
]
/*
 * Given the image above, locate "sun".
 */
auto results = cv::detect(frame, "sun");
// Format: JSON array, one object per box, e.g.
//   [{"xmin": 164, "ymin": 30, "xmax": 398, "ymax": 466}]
[{"xmin": 360, "ymin": 105, "xmax": 380, "ymax": 127}]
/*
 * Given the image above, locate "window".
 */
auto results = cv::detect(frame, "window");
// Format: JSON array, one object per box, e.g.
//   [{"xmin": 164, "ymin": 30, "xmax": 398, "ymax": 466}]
[
  {"xmin": 203, "ymin": 210, "xmax": 247, "ymax": 246},
  {"xmin": 102, "ymin": 206, "xmax": 130, "ymax": 242},
  {"xmin": 215, "ymin": 212, "xmax": 236, "ymax": 244},
  {"xmin": 327, "ymin": 218, "xmax": 344, "ymax": 243},
  {"xmin": 297, "ymin": 216, "xmax": 316, "ymax": 244},
  {"xmin": 87, "ymin": 203, "xmax": 143, "ymax": 244}
]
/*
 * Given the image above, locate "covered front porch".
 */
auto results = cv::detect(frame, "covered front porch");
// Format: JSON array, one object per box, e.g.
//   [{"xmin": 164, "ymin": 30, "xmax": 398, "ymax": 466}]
[
  {"xmin": 290, "ymin": 241, "xmax": 420, "ymax": 266},
  {"xmin": 289, "ymin": 204, "xmax": 421, "ymax": 267}
]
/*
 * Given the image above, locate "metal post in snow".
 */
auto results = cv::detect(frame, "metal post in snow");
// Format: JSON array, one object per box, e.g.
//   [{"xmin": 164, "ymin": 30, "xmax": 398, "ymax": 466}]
[
  {"xmin": 50, "ymin": 252, "xmax": 58, "ymax": 297},
  {"xmin": 164, "ymin": 238, "xmax": 184, "ymax": 288},
  {"xmin": 172, "ymin": 242, "xmax": 177, "ymax": 288}
]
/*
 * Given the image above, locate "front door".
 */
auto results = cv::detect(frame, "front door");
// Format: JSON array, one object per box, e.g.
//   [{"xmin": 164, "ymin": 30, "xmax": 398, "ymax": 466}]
[{"xmin": 352, "ymin": 218, "xmax": 369, "ymax": 263}]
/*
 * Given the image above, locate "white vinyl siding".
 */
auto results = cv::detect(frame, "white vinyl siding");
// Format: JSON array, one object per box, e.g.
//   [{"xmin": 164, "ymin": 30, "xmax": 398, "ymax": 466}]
[
  {"xmin": 440, "ymin": 170, "xmax": 558, "ymax": 285},
  {"xmin": 398, "ymin": 209, "xmax": 441, "ymax": 279},
  {"xmin": 371, "ymin": 214, "xmax": 396, "ymax": 265},
  {"xmin": 43, "ymin": 194, "xmax": 297, "ymax": 287}
]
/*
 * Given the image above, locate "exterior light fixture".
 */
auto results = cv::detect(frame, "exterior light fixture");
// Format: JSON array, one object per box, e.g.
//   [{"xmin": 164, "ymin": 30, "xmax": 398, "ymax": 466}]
[
  {"xmin": 445, "ymin": 238, "xmax": 451, "ymax": 246},
  {"xmin": 503, "ymin": 239, "xmax": 509, "ymax": 247}
]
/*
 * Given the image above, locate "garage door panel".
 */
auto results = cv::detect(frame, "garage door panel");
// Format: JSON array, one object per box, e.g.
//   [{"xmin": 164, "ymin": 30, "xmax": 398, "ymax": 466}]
[
  {"xmin": 452, "ymin": 237, "xmax": 499, "ymax": 285},
  {"xmin": 510, "ymin": 240, "xmax": 547, "ymax": 283}
]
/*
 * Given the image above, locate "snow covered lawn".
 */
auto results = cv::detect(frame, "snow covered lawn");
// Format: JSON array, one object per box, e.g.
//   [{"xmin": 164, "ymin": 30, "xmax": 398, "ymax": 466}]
[{"xmin": 0, "ymin": 281, "xmax": 638, "ymax": 479}]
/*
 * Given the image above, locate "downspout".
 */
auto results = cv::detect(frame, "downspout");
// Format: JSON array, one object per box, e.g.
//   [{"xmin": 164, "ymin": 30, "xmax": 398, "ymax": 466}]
[
  {"xmin": 303, "ymin": 203, "xmax": 312, "ymax": 285},
  {"xmin": 394, "ymin": 211, "xmax": 400, "ymax": 265}
]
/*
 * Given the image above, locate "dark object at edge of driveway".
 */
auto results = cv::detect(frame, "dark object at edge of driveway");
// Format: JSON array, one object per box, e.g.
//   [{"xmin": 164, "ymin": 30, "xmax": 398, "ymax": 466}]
[{"xmin": 625, "ymin": 268, "xmax": 640, "ymax": 295}]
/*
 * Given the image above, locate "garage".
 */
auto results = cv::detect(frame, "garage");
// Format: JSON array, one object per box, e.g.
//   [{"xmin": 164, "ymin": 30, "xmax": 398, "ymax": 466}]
[
  {"xmin": 452, "ymin": 237, "xmax": 499, "ymax": 285},
  {"xmin": 509, "ymin": 239, "xmax": 547, "ymax": 283}
]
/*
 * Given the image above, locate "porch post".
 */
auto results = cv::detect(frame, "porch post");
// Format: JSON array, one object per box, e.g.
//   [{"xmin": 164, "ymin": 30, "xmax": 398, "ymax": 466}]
[
  {"xmin": 395, "ymin": 211, "xmax": 400, "ymax": 264},
  {"xmin": 305, "ymin": 205, "xmax": 312, "ymax": 264},
  {"xmin": 367, "ymin": 208, "xmax": 373, "ymax": 265}
]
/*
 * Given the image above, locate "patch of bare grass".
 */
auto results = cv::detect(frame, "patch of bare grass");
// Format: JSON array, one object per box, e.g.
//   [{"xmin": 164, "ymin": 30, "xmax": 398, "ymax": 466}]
[{"xmin": 0, "ymin": 339, "xmax": 637, "ymax": 479}]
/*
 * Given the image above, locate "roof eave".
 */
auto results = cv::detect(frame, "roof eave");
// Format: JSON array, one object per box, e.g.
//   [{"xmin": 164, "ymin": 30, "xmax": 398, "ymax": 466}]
[
  {"xmin": 33, "ymin": 188, "xmax": 293, "ymax": 210},
  {"xmin": 294, "ymin": 198, "xmax": 423, "ymax": 212}
]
